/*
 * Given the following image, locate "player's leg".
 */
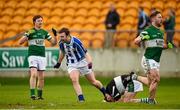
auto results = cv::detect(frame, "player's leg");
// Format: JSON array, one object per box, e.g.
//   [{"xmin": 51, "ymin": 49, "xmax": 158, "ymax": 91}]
[
  {"xmin": 85, "ymin": 71, "xmax": 106, "ymax": 96},
  {"xmin": 29, "ymin": 67, "xmax": 38, "ymax": 99},
  {"xmin": 137, "ymin": 75, "xmax": 149, "ymax": 86},
  {"xmin": 139, "ymin": 57, "xmax": 159, "ymax": 104},
  {"xmin": 36, "ymin": 56, "xmax": 46, "ymax": 100},
  {"xmin": 28, "ymin": 56, "xmax": 38, "ymax": 100},
  {"xmin": 122, "ymin": 91, "xmax": 137, "ymax": 102},
  {"xmin": 131, "ymin": 72, "xmax": 149, "ymax": 86},
  {"xmin": 148, "ymin": 69, "xmax": 160, "ymax": 100},
  {"xmin": 69, "ymin": 70, "xmax": 84, "ymax": 102},
  {"xmin": 37, "ymin": 70, "xmax": 44, "ymax": 100}
]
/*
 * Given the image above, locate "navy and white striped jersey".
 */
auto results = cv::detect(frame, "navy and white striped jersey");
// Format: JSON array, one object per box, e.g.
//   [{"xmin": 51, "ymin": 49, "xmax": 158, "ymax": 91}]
[{"xmin": 59, "ymin": 36, "xmax": 87, "ymax": 65}]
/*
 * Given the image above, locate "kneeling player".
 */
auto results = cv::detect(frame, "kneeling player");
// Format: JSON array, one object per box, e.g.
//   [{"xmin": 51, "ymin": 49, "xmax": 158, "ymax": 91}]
[{"xmin": 104, "ymin": 72, "xmax": 143, "ymax": 102}]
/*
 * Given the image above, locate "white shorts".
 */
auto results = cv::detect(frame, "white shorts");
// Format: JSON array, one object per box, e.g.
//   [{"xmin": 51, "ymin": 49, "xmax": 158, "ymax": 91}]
[
  {"xmin": 28, "ymin": 56, "xmax": 47, "ymax": 71},
  {"xmin": 132, "ymin": 80, "xmax": 143, "ymax": 92},
  {"xmin": 67, "ymin": 59, "xmax": 92, "ymax": 75},
  {"xmin": 141, "ymin": 56, "xmax": 160, "ymax": 74}
]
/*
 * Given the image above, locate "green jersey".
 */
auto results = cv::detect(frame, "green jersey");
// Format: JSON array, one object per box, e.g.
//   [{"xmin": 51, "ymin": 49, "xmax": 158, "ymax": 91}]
[
  {"xmin": 24, "ymin": 28, "xmax": 52, "ymax": 57},
  {"xmin": 140, "ymin": 25, "xmax": 164, "ymax": 62}
]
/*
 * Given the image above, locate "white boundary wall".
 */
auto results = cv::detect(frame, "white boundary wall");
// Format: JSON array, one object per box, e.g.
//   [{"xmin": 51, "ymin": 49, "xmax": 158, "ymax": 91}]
[{"xmin": 0, "ymin": 48, "xmax": 179, "ymax": 77}]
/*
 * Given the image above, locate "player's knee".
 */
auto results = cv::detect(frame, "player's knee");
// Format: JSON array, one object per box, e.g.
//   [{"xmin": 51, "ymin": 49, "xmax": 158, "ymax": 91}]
[
  {"xmin": 151, "ymin": 79, "xmax": 158, "ymax": 88},
  {"xmin": 70, "ymin": 77, "xmax": 79, "ymax": 84},
  {"xmin": 38, "ymin": 77, "xmax": 44, "ymax": 82},
  {"xmin": 31, "ymin": 73, "xmax": 37, "ymax": 79},
  {"xmin": 156, "ymin": 74, "xmax": 160, "ymax": 82}
]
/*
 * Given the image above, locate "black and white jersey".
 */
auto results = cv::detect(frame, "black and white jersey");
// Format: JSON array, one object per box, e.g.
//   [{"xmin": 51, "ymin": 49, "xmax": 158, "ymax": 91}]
[
  {"xmin": 105, "ymin": 74, "xmax": 143, "ymax": 101},
  {"xmin": 106, "ymin": 74, "xmax": 132, "ymax": 101}
]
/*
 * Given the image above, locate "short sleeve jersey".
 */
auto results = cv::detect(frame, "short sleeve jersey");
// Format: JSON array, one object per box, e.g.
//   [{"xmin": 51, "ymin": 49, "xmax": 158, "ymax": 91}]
[
  {"xmin": 24, "ymin": 28, "xmax": 52, "ymax": 57},
  {"xmin": 59, "ymin": 36, "xmax": 87, "ymax": 65},
  {"xmin": 140, "ymin": 25, "xmax": 164, "ymax": 62}
]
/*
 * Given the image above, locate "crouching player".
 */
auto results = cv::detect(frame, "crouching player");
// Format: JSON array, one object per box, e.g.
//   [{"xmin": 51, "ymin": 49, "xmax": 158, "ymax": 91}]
[
  {"xmin": 104, "ymin": 72, "xmax": 143, "ymax": 102},
  {"xmin": 104, "ymin": 72, "xmax": 157, "ymax": 104}
]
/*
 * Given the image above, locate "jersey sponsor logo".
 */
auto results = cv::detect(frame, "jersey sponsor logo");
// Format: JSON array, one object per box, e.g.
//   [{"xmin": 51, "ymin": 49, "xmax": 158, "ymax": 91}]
[
  {"xmin": 32, "ymin": 35, "xmax": 38, "ymax": 38},
  {"xmin": 35, "ymin": 39, "xmax": 44, "ymax": 45},
  {"xmin": 152, "ymin": 35, "xmax": 157, "ymax": 37},
  {"xmin": 29, "ymin": 39, "xmax": 45, "ymax": 46}
]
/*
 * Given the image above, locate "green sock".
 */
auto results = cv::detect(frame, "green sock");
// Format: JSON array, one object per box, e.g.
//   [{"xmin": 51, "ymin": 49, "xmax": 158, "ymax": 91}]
[
  {"xmin": 37, "ymin": 89, "xmax": 43, "ymax": 98},
  {"xmin": 30, "ymin": 89, "xmax": 35, "ymax": 97}
]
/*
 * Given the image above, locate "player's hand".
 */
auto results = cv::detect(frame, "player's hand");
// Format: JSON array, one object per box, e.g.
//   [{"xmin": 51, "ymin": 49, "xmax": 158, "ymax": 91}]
[
  {"xmin": 141, "ymin": 35, "xmax": 150, "ymax": 40},
  {"xmin": 88, "ymin": 62, "xmax": 92, "ymax": 69},
  {"xmin": 54, "ymin": 62, "xmax": 61, "ymax": 68},
  {"xmin": 52, "ymin": 28, "xmax": 57, "ymax": 36},
  {"xmin": 167, "ymin": 42, "xmax": 173, "ymax": 48}
]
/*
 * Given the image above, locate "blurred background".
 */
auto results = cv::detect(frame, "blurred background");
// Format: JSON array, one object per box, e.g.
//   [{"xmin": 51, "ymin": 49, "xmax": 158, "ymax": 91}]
[{"xmin": 0, "ymin": 0, "xmax": 180, "ymax": 77}]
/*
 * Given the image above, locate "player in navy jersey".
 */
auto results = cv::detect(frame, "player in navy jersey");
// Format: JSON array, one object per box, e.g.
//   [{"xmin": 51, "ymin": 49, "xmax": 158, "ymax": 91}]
[{"xmin": 54, "ymin": 28, "xmax": 106, "ymax": 102}]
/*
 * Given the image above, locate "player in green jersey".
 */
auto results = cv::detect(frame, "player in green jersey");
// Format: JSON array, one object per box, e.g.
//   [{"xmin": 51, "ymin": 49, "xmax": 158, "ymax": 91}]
[
  {"xmin": 19, "ymin": 15, "xmax": 57, "ymax": 100},
  {"xmin": 134, "ymin": 11, "xmax": 167, "ymax": 104}
]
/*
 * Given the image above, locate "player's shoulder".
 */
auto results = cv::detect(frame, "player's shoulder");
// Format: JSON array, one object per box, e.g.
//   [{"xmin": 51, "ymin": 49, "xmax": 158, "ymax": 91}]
[
  {"xmin": 59, "ymin": 41, "xmax": 65, "ymax": 50},
  {"xmin": 26, "ymin": 28, "xmax": 35, "ymax": 34},
  {"xmin": 141, "ymin": 26, "xmax": 153, "ymax": 35},
  {"xmin": 72, "ymin": 36, "xmax": 82, "ymax": 44},
  {"xmin": 59, "ymin": 41, "xmax": 64, "ymax": 46},
  {"xmin": 160, "ymin": 29, "xmax": 165, "ymax": 34},
  {"xmin": 40, "ymin": 29, "xmax": 49, "ymax": 34}
]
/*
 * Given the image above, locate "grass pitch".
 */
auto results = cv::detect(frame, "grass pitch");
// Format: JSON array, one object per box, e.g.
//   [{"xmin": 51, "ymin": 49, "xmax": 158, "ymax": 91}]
[{"xmin": 0, "ymin": 76, "xmax": 180, "ymax": 109}]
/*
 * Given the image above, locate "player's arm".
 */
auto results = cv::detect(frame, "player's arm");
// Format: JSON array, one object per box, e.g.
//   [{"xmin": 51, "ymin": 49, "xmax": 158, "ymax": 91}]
[
  {"xmin": 118, "ymin": 91, "xmax": 137, "ymax": 103},
  {"xmin": 85, "ymin": 52, "xmax": 93, "ymax": 69},
  {"xmin": 85, "ymin": 52, "xmax": 92, "ymax": 63},
  {"xmin": 57, "ymin": 50, "xmax": 65, "ymax": 64},
  {"xmin": 134, "ymin": 36, "xmax": 142, "ymax": 45},
  {"xmin": 19, "ymin": 30, "xmax": 30, "ymax": 45},
  {"xmin": 46, "ymin": 28, "xmax": 57, "ymax": 46},
  {"xmin": 49, "ymin": 37, "xmax": 57, "ymax": 46},
  {"xmin": 19, "ymin": 36, "xmax": 28, "ymax": 45},
  {"xmin": 134, "ymin": 31, "xmax": 150, "ymax": 45},
  {"xmin": 50, "ymin": 28, "xmax": 58, "ymax": 46},
  {"xmin": 54, "ymin": 50, "xmax": 65, "ymax": 68}
]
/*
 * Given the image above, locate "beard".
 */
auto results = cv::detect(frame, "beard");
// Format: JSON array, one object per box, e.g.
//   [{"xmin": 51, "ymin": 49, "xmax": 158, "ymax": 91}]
[{"xmin": 156, "ymin": 21, "xmax": 162, "ymax": 27}]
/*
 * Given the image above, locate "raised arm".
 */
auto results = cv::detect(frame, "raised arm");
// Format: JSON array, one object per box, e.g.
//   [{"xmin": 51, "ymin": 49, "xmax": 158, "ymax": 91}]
[{"xmin": 47, "ymin": 28, "xmax": 57, "ymax": 46}]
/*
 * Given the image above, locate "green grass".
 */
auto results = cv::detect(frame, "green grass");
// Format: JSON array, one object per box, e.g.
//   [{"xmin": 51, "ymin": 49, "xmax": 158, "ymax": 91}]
[{"xmin": 0, "ymin": 77, "xmax": 180, "ymax": 109}]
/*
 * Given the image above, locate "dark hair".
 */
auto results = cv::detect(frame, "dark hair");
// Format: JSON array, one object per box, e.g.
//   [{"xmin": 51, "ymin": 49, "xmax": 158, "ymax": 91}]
[
  {"xmin": 139, "ymin": 6, "xmax": 144, "ymax": 11},
  {"xmin": 59, "ymin": 27, "xmax": 70, "ymax": 36},
  {"xmin": 33, "ymin": 15, "xmax": 43, "ymax": 23},
  {"xmin": 150, "ymin": 10, "xmax": 161, "ymax": 19}
]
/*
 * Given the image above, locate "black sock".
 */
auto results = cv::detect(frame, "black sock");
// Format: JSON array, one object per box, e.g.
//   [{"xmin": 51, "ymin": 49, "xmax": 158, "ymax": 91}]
[{"xmin": 99, "ymin": 87, "xmax": 106, "ymax": 96}]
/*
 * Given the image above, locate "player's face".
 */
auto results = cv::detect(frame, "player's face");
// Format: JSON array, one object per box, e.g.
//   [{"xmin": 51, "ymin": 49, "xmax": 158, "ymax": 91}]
[
  {"xmin": 105, "ymin": 94, "xmax": 115, "ymax": 102},
  {"xmin": 154, "ymin": 14, "xmax": 162, "ymax": 27},
  {"xmin": 59, "ymin": 32, "xmax": 68, "ymax": 43},
  {"xmin": 34, "ymin": 18, "xmax": 43, "ymax": 28}
]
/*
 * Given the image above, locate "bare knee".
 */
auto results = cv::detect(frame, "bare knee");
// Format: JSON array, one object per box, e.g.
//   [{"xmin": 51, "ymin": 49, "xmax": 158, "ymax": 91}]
[
  {"xmin": 70, "ymin": 76, "xmax": 79, "ymax": 85},
  {"xmin": 149, "ymin": 70, "xmax": 160, "ymax": 83},
  {"xmin": 30, "ymin": 68, "xmax": 37, "ymax": 78}
]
